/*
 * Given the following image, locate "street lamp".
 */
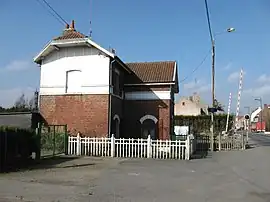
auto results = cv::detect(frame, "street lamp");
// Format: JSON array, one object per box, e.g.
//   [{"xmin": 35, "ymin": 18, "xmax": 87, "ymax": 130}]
[
  {"xmin": 210, "ymin": 27, "xmax": 235, "ymax": 152},
  {"xmin": 254, "ymin": 97, "xmax": 263, "ymax": 133}
]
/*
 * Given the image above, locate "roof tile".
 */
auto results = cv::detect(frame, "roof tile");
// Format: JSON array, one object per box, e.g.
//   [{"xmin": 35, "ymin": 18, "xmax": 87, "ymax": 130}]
[
  {"xmin": 126, "ymin": 61, "xmax": 176, "ymax": 83},
  {"xmin": 53, "ymin": 29, "xmax": 86, "ymax": 41}
]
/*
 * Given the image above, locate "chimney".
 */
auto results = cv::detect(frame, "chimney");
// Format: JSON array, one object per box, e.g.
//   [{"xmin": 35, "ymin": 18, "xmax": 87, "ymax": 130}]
[
  {"xmin": 65, "ymin": 23, "xmax": 69, "ymax": 29},
  {"xmin": 70, "ymin": 20, "xmax": 75, "ymax": 30}
]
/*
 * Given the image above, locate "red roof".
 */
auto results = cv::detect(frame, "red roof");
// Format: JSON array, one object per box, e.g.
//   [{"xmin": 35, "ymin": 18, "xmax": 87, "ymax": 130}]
[
  {"xmin": 126, "ymin": 61, "xmax": 176, "ymax": 84},
  {"xmin": 53, "ymin": 29, "xmax": 86, "ymax": 41}
]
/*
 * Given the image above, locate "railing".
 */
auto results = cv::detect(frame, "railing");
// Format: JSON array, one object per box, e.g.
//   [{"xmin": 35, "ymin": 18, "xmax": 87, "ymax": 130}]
[
  {"xmin": 193, "ymin": 133, "xmax": 247, "ymax": 152},
  {"xmin": 68, "ymin": 134, "xmax": 194, "ymax": 160}
]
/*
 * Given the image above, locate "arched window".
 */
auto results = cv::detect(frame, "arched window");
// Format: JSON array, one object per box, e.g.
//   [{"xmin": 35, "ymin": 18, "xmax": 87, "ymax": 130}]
[
  {"xmin": 140, "ymin": 115, "xmax": 158, "ymax": 139},
  {"xmin": 113, "ymin": 114, "xmax": 120, "ymax": 138}
]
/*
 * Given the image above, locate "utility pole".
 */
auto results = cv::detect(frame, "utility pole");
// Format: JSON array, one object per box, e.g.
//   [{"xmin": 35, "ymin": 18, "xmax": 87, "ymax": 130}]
[{"xmin": 210, "ymin": 39, "xmax": 215, "ymax": 152}]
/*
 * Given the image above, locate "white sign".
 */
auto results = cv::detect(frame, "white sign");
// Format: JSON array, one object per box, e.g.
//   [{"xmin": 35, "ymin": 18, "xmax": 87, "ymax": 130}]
[{"xmin": 174, "ymin": 126, "xmax": 189, "ymax": 136}]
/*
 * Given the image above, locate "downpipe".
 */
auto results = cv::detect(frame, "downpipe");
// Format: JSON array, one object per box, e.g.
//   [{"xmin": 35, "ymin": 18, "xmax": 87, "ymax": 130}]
[{"xmin": 108, "ymin": 59, "xmax": 116, "ymax": 137}]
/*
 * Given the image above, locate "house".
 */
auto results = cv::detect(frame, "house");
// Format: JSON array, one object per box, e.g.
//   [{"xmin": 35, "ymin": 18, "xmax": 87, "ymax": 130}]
[
  {"xmin": 174, "ymin": 93, "xmax": 208, "ymax": 116},
  {"xmin": 33, "ymin": 20, "xmax": 179, "ymax": 140}
]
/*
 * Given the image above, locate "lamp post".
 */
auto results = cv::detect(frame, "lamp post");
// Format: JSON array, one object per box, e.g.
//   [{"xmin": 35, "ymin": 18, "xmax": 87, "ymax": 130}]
[
  {"xmin": 254, "ymin": 97, "xmax": 263, "ymax": 133},
  {"xmin": 210, "ymin": 27, "xmax": 235, "ymax": 152}
]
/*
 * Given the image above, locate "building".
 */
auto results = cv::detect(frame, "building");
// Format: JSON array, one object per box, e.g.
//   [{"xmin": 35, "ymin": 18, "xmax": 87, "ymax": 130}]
[
  {"xmin": 33, "ymin": 20, "xmax": 179, "ymax": 140},
  {"xmin": 174, "ymin": 93, "xmax": 208, "ymax": 116}
]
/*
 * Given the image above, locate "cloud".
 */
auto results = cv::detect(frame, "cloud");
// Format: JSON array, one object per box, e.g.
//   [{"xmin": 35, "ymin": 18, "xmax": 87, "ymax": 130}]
[
  {"xmin": 227, "ymin": 70, "xmax": 246, "ymax": 83},
  {"xmin": 183, "ymin": 79, "xmax": 210, "ymax": 93},
  {"xmin": 0, "ymin": 87, "xmax": 35, "ymax": 108},
  {"xmin": 243, "ymin": 84, "xmax": 270, "ymax": 97},
  {"xmin": 222, "ymin": 62, "xmax": 232, "ymax": 70},
  {"xmin": 257, "ymin": 74, "xmax": 270, "ymax": 83},
  {"xmin": 0, "ymin": 60, "xmax": 34, "ymax": 72}
]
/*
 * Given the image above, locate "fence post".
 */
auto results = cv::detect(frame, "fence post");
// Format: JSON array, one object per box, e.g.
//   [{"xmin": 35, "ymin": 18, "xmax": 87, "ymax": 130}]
[
  {"xmin": 241, "ymin": 131, "xmax": 245, "ymax": 150},
  {"xmin": 147, "ymin": 135, "xmax": 151, "ymax": 158},
  {"xmin": 76, "ymin": 133, "xmax": 81, "ymax": 156},
  {"xmin": 111, "ymin": 134, "xmax": 115, "ymax": 157},
  {"xmin": 218, "ymin": 132, "xmax": 221, "ymax": 151},
  {"xmin": 35, "ymin": 122, "xmax": 41, "ymax": 160},
  {"xmin": 185, "ymin": 135, "xmax": 191, "ymax": 160},
  {"xmin": 64, "ymin": 124, "xmax": 68, "ymax": 155}
]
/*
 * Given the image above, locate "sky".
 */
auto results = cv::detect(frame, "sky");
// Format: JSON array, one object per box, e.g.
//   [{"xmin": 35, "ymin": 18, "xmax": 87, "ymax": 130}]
[{"xmin": 1, "ymin": 0, "xmax": 270, "ymax": 115}]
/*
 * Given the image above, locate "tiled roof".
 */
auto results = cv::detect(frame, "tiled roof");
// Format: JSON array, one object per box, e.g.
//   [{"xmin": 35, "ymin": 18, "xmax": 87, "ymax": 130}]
[
  {"xmin": 126, "ymin": 61, "xmax": 176, "ymax": 83},
  {"xmin": 53, "ymin": 29, "xmax": 86, "ymax": 41}
]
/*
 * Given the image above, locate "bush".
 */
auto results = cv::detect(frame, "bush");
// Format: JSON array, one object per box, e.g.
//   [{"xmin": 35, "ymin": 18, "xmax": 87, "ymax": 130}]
[
  {"xmin": 0, "ymin": 126, "xmax": 38, "ymax": 172},
  {"xmin": 174, "ymin": 115, "xmax": 234, "ymax": 134}
]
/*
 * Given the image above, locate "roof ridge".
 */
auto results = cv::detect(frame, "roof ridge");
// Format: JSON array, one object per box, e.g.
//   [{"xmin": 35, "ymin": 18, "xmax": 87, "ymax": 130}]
[
  {"xmin": 53, "ymin": 28, "xmax": 87, "ymax": 41},
  {"xmin": 126, "ymin": 60, "xmax": 176, "ymax": 64}
]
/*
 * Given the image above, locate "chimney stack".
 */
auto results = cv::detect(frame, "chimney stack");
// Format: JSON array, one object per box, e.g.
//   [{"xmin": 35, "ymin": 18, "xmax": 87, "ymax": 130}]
[{"xmin": 70, "ymin": 20, "xmax": 75, "ymax": 29}]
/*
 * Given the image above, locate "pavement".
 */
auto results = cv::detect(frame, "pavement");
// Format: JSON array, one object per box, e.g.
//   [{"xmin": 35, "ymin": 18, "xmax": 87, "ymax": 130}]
[{"xmin": 0, "ymin": 133, "xmax": 269, "ymax": 202}]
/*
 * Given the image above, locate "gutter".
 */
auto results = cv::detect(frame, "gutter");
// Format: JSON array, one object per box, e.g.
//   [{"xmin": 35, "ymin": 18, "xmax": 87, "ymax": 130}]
[{"xmin": 108, "ymin": 59, "xmax": 116, "ymax": 137}]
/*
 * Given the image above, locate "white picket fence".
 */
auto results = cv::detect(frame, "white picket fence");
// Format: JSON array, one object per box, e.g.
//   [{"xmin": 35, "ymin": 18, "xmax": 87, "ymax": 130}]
[{"xmin": 68, "ymin": 134, "xmax": 194, "ymax": 160}]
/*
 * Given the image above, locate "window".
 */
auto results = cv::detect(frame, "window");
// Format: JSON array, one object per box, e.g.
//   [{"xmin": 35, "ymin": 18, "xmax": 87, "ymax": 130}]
[
  {"xmin": 66, "ymin": 70, "xmax": 81, "ymax": 93},
  {"xmin": 112, "ymin": 70, "xmax": 123, "ymax": 97},
  {"xmin": 140, "ymin": 115, "xmax": 158, "ymax": 139},
  {"xmin": 182, "ymin": 102, "xmax": 185, "ymax": 106}
]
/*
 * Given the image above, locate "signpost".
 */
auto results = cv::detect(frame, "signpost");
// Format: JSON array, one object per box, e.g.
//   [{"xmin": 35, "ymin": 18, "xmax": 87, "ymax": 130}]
[{"xmin": 244, "ymin": 114, "xmax": 250, "ymax": 142}]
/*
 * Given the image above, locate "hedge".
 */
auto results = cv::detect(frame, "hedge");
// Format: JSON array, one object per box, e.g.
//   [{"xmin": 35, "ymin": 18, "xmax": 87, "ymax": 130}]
[
  {"xmin": 0, "ymin": 126, "xmax": 38, "ymax": 172},
  {"xmin": 174, "ymin": 115, "xmax": 234, "ymax": 134}
]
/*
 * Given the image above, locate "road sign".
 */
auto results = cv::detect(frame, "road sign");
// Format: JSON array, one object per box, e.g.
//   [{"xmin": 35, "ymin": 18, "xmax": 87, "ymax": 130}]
[{"xmin": 244, "ymin": 114, "xmax": 250, "ymax": 120}]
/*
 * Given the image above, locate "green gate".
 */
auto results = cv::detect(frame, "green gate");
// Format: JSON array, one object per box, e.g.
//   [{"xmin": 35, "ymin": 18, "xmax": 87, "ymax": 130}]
[{"xmin": 37, "ymin": 124, "xmax": 68, "ymax": 158}]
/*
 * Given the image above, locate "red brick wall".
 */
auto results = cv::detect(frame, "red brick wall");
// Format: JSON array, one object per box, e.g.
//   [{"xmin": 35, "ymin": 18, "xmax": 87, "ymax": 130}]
[
  {"xmin": 123, "ymin": 100, "xmax": 171, "ymax": 140},
  {"xmin": 40, "ymin": 94, "xmax": 109, "ymax": 137}
]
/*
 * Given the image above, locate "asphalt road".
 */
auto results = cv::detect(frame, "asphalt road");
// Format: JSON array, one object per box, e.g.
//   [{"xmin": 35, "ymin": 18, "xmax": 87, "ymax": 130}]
[
  {"xmin": 0, "ymin": 134, "xmax": 269, "ymax": 201},
  {"xmin": 248, "ymin": 133, "xmax": 270, "ymax": 147}
]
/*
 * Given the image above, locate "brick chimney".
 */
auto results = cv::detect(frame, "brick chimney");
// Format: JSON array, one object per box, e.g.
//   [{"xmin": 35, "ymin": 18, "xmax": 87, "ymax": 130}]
[{"xmin": 70, "ymin": 20, "xmax": 75, "ymax": 30}]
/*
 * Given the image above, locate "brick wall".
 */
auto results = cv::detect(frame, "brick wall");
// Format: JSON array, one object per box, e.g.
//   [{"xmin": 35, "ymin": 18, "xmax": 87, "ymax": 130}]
[
  {"xmin": 40, "ymin": 94, "xmax": 109, "ymax": 137},
  {"xmin": 123, "ymin": 99, "xmax": 171, "ymax": 140}
]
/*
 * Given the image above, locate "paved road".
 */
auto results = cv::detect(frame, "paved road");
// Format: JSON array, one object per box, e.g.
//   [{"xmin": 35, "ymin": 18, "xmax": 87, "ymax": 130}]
[
  {"xmin": 248, "ymin": 133, "xmax": 270, "ymax": 147},
  {"xmin": 0, "ymin": 136, "xmax": 269, "ymax": 202}
]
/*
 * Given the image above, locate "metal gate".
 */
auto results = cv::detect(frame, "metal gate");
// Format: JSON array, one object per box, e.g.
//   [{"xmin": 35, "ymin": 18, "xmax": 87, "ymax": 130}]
[{"xmin": 38, "ymin": 124, "xmax": 68, "ymax": 158}]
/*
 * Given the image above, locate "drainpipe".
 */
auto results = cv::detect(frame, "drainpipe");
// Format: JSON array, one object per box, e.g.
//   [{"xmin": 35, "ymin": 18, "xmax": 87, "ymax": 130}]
[{"xmin": 108, "ymin": 59, "xmax": 116, "ymax": 137}]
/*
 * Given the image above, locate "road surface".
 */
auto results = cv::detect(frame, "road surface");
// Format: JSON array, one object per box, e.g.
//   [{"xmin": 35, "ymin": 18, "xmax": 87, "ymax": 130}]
[
  {"xmin": 248, "ymin": 133, "xmax": 270, "ymax": 147},
  {"xmin": 0, "ymin": 134, "xmax": 269, "ymax": 202}
]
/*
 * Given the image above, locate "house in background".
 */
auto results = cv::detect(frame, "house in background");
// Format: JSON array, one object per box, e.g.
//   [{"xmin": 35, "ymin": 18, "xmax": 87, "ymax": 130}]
[
  {"xmin": 174, "ymin": 93, "xmax": 208, "ymax": 116},
  {"xmin": 34, "ymin": 20, "xmax": 179, "ymax": 140}
]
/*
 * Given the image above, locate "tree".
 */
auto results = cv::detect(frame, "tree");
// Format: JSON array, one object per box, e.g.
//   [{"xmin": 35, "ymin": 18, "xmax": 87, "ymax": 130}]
[
  {"xmin": 14, "ymin": 93, "xmax": 27, "ymax": 109},
  {"xmin": 214, "ymin": 99, "xmax": 225, "ymax": 111}
]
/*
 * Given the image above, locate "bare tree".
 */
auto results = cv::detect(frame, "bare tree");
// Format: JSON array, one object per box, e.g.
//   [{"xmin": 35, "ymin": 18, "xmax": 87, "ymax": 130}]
[{"xmin": 14, "ymin": 93, "xmax": 27, "ymax": 109}]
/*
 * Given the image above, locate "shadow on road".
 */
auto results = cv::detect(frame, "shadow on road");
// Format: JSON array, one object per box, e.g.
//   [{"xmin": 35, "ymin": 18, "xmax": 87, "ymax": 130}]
[{"xmin": 1, "ymin": 156, "xmax": 95, "ymax": 173}]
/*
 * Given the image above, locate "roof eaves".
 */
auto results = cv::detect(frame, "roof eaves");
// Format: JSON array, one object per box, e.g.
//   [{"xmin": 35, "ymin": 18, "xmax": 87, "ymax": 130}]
[{"xmin": 115, "ymin": 56, "xmax": 132, "ymax": 73}]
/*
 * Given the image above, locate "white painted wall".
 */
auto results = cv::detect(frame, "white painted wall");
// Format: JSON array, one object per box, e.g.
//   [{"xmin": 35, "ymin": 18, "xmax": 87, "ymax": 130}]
[
  {"xmin": 125, "ymin": 91, "xmax": 171, "ymax": 100},
  {"xmin": 40, "ymin": 46, "xmax": 110, "ymax": 95}
]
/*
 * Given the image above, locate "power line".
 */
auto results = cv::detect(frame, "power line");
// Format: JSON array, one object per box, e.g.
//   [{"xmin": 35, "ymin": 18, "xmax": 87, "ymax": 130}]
[
  {"xmin": 179, "ymin": 48, "xmax": 211, "ymax": 83},
  {"xmin": 34, "ymin": 0, "xmax": 68, "ymax": 26},
  {"xmin": 204, "ymin": 0, "xmax": 214, "ymax": 41}
]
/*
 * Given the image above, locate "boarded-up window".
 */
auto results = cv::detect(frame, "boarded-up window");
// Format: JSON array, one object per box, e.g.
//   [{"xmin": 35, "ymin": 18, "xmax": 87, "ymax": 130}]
[{"xmin": 66, "ymin": 70, "xmax": 81, "ymax": 93}]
